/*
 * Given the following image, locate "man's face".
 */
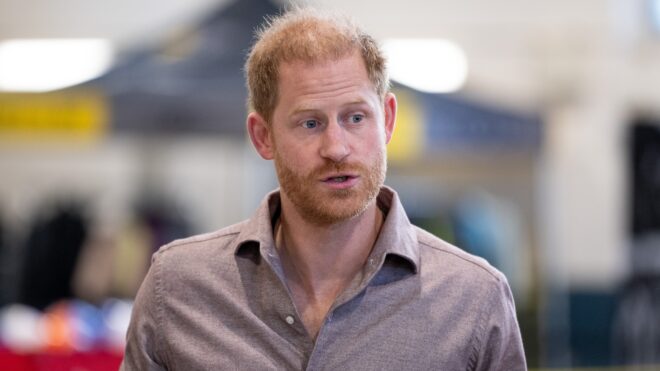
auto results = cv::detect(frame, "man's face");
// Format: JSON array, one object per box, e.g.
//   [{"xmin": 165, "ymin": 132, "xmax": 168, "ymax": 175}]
[{"xmin": 266, "ymin": 51, "xmax": 396, "ymax": 225}]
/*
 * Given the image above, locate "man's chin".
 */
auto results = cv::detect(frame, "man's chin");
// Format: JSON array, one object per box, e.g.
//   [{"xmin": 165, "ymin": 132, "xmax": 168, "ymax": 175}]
[
  {"xmin": 299, "ymin": 192, "xmax": 374, "ymax": 225},
  {"xmin": 323, "ymin": 187, "xmax": 356, "ymax": 199},
  {"xmin": 303, "ymin": 207, "xmax": 363, "ymax": 226}
]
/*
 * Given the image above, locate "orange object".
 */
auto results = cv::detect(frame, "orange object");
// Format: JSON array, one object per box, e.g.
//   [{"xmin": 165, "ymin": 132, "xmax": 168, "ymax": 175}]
[{"xmin": 41, "ymin": 302, "xmax": 74, "ymax": 353}]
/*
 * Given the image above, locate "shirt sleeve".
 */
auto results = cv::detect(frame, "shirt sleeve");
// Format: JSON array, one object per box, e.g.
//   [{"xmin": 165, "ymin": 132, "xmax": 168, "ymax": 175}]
[
  {"xmin": 120, "ymin": 253, "xmax": 168, "ymax": 371},
  {"xmin": 471, "ymin": 273, "xmax": 527, "ymax": 371}
]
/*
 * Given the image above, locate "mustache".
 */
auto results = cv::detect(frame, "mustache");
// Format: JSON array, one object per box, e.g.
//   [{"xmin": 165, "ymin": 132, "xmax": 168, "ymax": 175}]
[{"xmin": 310, "ymin": 161, "xmax": 366, "ymax": 178}]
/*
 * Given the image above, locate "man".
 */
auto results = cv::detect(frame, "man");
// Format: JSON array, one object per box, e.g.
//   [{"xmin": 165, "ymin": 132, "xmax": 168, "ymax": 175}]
[{"xmin": 121, "ymin": 8, "xmax": 526, "ymax": 371}]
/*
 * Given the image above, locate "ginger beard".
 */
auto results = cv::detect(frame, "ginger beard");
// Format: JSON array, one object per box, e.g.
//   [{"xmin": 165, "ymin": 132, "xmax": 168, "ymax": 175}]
[{"xmin": 273, "ymin": 145, "xmax": 386, "ymax": 226}]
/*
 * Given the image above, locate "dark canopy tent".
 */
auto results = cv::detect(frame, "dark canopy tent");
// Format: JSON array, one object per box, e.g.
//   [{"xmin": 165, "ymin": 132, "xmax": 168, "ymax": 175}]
[
  {"xmin": 86, "ymin": 0, "xmax": 282, "ymax": 137},
  {"xmin": 81, "ymin": 0, "xmax": 541, "ymax": 147}
]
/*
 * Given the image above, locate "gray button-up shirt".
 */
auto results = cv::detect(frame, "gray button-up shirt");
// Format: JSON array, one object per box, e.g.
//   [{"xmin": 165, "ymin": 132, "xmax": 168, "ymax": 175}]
[{"xmin": 121, "ymin": 187, "xmax": 526, "ymax": 370}]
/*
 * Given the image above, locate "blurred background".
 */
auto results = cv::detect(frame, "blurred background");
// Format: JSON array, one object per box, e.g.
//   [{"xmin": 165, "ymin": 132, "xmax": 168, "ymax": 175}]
[{"xmin": 0, "ymin": 0, "xmax": 659, "ymax": 369}]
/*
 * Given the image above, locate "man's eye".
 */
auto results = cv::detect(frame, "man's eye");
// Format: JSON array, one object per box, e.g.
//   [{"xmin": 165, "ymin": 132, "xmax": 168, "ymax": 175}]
[
  {"xmin": 302, "ymin": 119, "xmax": 318, "ymax": 129},
  {"xmin": 350, "ymin": 114, "xmax": 364, "ymax": 124}
]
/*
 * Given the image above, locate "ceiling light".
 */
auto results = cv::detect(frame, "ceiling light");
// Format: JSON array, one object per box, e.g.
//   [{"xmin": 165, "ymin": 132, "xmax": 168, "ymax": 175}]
[
  {"xmin": 382, "ymin": 38, "xmax": 468, "ymax": 94},
  {"xmin": 0, "ymin": 39, "xmax": 114, "ymax": 92}
]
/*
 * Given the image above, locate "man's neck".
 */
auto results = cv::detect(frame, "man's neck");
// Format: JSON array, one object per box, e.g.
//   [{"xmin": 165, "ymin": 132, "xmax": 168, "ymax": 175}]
[{"xmin": 275, "ymin": 193, "xmax": 383, "ymax": 339}]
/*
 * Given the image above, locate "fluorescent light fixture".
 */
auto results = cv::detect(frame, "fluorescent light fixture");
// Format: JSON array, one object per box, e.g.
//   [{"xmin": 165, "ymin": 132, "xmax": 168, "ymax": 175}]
[
  {"xmin": 0, "ymin": 39, "xmax": 114, "ymax": 92},
  {"xmin": 382, "ymin": 38, "xmax": 468, "ymax": 93}
]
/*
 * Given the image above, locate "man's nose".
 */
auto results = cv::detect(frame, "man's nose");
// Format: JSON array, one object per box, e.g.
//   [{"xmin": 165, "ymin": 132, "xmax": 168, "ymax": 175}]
[{"xmin": 319, "ymin": 120, "xmax": 350, "ymax": 163}]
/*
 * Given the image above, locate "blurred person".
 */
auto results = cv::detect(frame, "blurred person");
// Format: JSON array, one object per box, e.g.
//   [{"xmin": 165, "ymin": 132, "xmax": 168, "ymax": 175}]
[{"xmin": 121, "ymin": 7, "xmax": 525, "ymax": 371}]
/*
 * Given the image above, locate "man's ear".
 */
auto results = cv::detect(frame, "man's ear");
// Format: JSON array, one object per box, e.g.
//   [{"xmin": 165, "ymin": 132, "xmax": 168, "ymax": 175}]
[
  {"xmin": 247, "ymin": 112, "xmax": 274, "ymax": 160},
  {"xmin": 383, "ymin": 92, "xmax": 397, "ymax": 144}
]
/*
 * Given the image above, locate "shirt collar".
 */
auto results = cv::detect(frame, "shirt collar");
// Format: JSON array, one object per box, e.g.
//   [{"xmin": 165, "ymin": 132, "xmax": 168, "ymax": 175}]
[
  {"xmin": 234, "ymin": 186, "xmax": 420, "ymax": 274},
  {"xmin": 372, "ymin": 186, "xmax": 420, "ymax": 273}
]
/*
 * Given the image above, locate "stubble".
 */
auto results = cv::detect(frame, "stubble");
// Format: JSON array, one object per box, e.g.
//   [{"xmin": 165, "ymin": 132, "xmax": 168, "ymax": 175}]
[{"xmin": 274, "ymin": 149, "xmax": 386, "ymax": 226}]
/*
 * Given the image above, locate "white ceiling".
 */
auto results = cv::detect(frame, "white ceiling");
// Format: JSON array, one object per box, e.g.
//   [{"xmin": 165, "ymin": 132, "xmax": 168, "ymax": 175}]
[
  {"xmin": 0, "ymin": 0, "xmax": 619, "ymax": 47},
  {"xmin": 0, "ymin": 0, "xmax": 658, "ymax": 109}
]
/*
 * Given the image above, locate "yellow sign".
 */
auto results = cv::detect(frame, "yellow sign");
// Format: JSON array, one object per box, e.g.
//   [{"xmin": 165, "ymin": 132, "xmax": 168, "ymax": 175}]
[
  {"xmin": 388, "ymin": 88, "xmax": 424, "ymax": 163},
  {"xmin": 0, "ymin": 89, "xmax": 108, "ymax": 142}
]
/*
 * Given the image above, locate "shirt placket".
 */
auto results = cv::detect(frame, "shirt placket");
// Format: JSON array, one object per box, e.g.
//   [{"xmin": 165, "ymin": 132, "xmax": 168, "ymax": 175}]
[
  {"xmin": 260, "ymin": 243, "xmax": 316, "ymax": 357},
  {"xmin": 304, "ymin": 253, "xmax": 385, "ymax": 370}
]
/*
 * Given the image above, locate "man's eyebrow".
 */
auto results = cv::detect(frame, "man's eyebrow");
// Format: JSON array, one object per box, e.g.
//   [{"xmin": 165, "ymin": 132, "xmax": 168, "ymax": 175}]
[
  {"xmin": 290, "ymin": 107, "xmax": 319, "ymax": 117},
  {"xmin": 309, "ymin": 100, "xmax": 371, "ymax": 109},
  {"xmin": 289, "ymin": 99, "xmax": 374, "ymax": 116},
  {"xmin": 345, "ymin": 99, "xmax": 371, "ymax": 107}
]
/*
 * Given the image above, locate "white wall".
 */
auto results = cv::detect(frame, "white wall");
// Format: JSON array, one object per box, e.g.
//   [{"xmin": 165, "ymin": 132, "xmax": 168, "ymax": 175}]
[{"xmin": 0, "ymin": 136, "xmax": 272, "ymax": 237}]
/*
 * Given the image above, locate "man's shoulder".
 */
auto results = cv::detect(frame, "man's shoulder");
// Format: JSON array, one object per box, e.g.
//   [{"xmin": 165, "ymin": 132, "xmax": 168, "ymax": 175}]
[
  {"xmin": 413, "ymin": 225, "xmax": 507, "ymax": 285},
  {"xmin": 152, "ymin": 219, "xmax": 249, "ymax": 265}
]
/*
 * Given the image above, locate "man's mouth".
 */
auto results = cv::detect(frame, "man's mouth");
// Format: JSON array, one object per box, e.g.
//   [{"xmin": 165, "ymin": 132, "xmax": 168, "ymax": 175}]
[{"xmin": 323, "ymin": 175, "xmax": 356, "ymax": 183}]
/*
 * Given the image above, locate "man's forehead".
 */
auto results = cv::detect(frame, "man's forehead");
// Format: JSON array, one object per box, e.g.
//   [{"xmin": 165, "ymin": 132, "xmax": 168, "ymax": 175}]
[
  {"xmin": 278, "ymin": 54, "xmax": 369, "ymax": 89},
  {"xmin": 278, "ymin": 49, "xmax": 363, "ymax": 72},
  {"xmin": 278, "ymin": 64, "xmax": 376, "ymax": 108}
]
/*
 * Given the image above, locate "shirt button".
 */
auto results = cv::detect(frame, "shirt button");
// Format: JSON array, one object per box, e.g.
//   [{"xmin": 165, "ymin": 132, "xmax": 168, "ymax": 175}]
[{"xmin": 285, "ymin": 315, "xmax": 295, "ymax": 325}]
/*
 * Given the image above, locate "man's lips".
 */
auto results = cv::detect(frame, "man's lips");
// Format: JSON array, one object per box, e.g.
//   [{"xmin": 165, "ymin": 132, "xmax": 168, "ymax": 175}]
[
  {"xmin": 321, "ymin": 174, "xmax": 358, "ymax": 182},
  {"xmin": 320, "ymin": 173, "xmax": 360, "ymax": 189}
]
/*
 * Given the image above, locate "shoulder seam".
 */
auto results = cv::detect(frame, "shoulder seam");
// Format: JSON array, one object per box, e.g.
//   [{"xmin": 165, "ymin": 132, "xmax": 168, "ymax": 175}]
[
  {"xmin": 418, "ymin": 239, "xmax": 502, "ymax": 281},
  {"xmin": 159, "ymin": 228, "xmax": 244, "ymax": 253}
]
